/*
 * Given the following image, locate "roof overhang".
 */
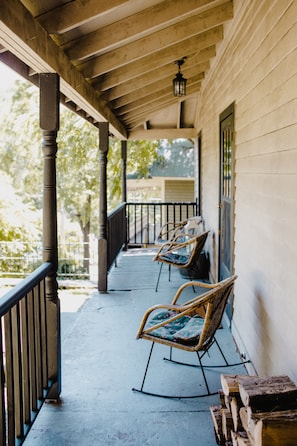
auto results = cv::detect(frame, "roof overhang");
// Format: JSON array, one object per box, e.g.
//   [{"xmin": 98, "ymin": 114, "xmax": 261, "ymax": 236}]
[{"xmin": 0, "ymin": 0, "xmax": 234, "ymax": 140}]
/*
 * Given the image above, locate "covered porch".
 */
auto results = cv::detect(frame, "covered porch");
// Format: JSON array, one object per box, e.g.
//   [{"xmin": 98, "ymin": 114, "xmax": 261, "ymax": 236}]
[
  {"xmin": 1, "ymin": 1, "xmax": 297, "ymax": 444},
  {"xmin": 23, "ymin": 249, "xmax": 247, "ymax": 446}
]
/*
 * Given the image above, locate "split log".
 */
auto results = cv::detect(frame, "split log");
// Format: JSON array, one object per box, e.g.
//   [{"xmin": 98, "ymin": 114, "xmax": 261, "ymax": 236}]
[
  {"xmin": 210, "ymin": 405, "xmax": 223, "ymax": 445},
  {"xmin": 231, "ymin": 430, "xmax": 238, "ymax": 446},
  {"xmin": 239, "ymin": 407, "xmax": 249, "ymax": 433},
  {"xmin": 231, "ymin": 430, "xmax": 251, "ymax": 446},
  {"xmin": 221, "ymin": 374, "xmax": 255, "ymax": 396},
  {"xmin": 224, "ymin": 394, "xmax": 232, "ymax": 411},
  {"xmin": 237, "ymin": 432, "xmax": 251, "ymax": 446},
  {"xmin": 238, "ymin": 375, "xmax": 297, "ymax": 411},
  {"xmin": 248, "ymin": 408, "xmax": 297, "ymax": 446},
  {"xmin": 230, "ymin": 396, "xmax": 244, "ymax": 432},
  {"xmin": 222, "ymin": 408, "xmax": 233, "ymax": 442}
]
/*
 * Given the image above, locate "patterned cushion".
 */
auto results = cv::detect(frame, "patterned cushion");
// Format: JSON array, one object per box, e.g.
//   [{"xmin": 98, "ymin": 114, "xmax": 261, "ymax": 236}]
[
  {"xmin": 146, "ymin": 310, "xmax": 204, "ymax": 346},
  {"xmin": 159, "ymin": 252, "xmax": 189, "ymax": 265}
]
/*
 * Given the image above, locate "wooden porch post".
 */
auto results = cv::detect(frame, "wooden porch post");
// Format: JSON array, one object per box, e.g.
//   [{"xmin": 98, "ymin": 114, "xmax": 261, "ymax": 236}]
[
  {"xmin": 98, "ymin": 122, "xmax": 109, "ymax": 293},
  {"xmin": 121, "ymin": 140, "xmax": 127, "ymax": 203},
  {"xmin": 121, "ymin": 140, "xmax": 128, "ymax": 248},
  {"xmin": 39, "ymin": 73, "xmax": 61, "ymax": 399}
]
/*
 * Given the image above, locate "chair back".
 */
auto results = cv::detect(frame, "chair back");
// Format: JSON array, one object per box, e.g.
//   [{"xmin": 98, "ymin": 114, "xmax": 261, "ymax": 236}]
[
  {"xmin": 183, "ymin": 216, "xmax": 204, "ymax": 236},
  {"xmin": 184, "ymin": 231, "xmax": 209, "ymax": 267},
  {"xmin": 196, "ymin": 275, "xmax": 237, "ymax": 351}
]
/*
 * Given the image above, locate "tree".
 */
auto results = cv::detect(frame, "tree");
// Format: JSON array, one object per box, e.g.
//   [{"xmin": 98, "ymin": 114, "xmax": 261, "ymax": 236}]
[
  {"xmin": 0, "ymin": 173, "xmax": 42, "ymax": 274},
  {"xmin": 57, "ymin": 111, "xmax": 100, "ymax": 272},
  {"xmin": 0, "ymin": 80, "xmax": 42, "ymax": 208},
  {"xmin": 107, "ymin": 138, "xmax": 159, "ymax": 209},
  {"xmin": 0, "ymin": 79, "xmax": 160, "ymax": 274}
]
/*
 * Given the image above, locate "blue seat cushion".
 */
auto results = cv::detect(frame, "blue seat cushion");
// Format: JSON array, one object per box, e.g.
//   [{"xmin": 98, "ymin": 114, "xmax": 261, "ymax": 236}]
[
  {"xmin": 159, "ymin": 252, "xmax": 189, "ymax": 265},
  {"xmin": 146, "ymin": 310, "xmax": 204, "ymax": 346}
]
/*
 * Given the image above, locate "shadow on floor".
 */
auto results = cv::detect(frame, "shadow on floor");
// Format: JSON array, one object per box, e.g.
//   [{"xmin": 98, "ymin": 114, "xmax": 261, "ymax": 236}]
[{"xmin": 24, "ymin": 250, "xmax": 247, "ymax": 446}]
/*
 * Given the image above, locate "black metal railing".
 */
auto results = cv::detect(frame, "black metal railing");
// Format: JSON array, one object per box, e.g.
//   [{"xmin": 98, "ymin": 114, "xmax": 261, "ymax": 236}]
[
  {"xmin": 126, "ymin": 201, "xmax": 198, "ymax": 246},
  {"xmin": 107, "ymin": 203, "xmax": 127, "ymax": 271},
  {"xmin": 0, "ymin": 262, "xmax": 53, "ymax": 446}
]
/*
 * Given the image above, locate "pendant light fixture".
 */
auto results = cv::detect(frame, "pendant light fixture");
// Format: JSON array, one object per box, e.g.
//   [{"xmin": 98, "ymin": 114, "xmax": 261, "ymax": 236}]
[{"xmin": 172, "ymin": 58, "xmax": 187, "ymax": 97}]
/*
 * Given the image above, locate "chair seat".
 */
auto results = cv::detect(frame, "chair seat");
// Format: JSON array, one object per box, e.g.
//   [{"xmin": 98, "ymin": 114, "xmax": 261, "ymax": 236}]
[
  {"xmin": 147, "ymin": 310, "xmax": 204, "ymax": 346},
  {"xmin": 159, "ymin": 252, "xmax": 189, "ymax": 265}
]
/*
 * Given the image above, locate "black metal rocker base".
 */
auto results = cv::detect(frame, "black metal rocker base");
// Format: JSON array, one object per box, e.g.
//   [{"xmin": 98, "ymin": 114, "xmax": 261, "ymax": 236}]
[
  {"xmin": 132, "ymin": 386, "xmax": 218, "ymax": 399},
  {"xmin": 132, "ymin": 340, "xmax": 250, "ymax": 399}
]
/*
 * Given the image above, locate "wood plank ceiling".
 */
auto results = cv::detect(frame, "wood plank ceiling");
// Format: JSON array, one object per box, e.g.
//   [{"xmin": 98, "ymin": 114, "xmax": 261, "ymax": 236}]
[{"xmin": 0, "ymin": 0, "xmax": 233, "ymax": 139}]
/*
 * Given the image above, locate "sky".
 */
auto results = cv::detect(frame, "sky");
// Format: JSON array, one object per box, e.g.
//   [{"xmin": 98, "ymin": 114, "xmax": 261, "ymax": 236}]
[
  {"xmin": 0, "ymin": 62, "xmax": 23, "ymax": 117},
  {"xmin": 0, "ymin": 61, "xmax": 21, "ymax": 89}
]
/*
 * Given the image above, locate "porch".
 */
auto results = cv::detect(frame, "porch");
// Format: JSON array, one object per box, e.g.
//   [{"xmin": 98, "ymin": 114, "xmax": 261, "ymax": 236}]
[{"xmin": 23, "ymin": 249, "xmax": 247, "ymax": 446}]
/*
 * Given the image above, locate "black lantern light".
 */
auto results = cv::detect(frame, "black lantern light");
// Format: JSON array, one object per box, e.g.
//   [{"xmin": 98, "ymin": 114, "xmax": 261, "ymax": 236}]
[{"xmin": 172, "ymin": 59, "xmax": 187, "ymax": 97}]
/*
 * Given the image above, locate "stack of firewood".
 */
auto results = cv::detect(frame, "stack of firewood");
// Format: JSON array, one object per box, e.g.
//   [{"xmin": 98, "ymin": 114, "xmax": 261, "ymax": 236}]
[{"xmin": 210, "ymin": 374, "xmax": 297, "ymax": 446}]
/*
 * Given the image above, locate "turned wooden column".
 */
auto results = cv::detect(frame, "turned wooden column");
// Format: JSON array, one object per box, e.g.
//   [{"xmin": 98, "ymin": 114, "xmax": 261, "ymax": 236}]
[
  {"xmin": 39, "ymin": 73, "xmax": 61, "ymax": 399},
  {"xmin": 121, "ymin": 140, "xmax": 127, "ymax": 203},
  {"xmin": 98, "ymin": 122, "xmax": 109, "ymax": 293},
  {"xmin": 121, "ymin": 140, "xmax": 128, "ymax": 248}
]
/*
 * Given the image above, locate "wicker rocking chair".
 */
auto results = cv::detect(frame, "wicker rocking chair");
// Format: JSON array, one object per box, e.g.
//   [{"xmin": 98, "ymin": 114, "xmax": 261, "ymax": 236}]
[
  {"xmin": 132, "ymin": 275, "xmax": 249, "ymax": 399},
  {"xmin": 155, "ymin": 216, "xmax": 204, "ymax": 246},
  {"xmin": 153, "ymin": 230, "xmax": 209, "ymax": 291}
]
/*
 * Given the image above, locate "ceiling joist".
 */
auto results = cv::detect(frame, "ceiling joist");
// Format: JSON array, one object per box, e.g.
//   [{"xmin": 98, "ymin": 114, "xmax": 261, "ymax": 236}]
[{"xmin": 1, "ymin": 0, "xmax": 234, "ymax": 139}]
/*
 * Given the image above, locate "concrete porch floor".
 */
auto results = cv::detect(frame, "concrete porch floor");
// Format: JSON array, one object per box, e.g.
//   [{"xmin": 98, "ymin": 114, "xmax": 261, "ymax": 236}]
[{"xmin": 24, "ymin": 249, "xmax": 247, "ymax": 446}]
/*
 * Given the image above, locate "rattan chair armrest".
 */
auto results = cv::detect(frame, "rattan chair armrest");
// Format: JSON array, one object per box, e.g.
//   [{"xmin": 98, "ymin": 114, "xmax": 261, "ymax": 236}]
[
  {"xmin": 138, "ymin": 302, "xmax": 205, "ymax": 337},
  {"xmin": 153, "ymin": 236, "xmax": 193, "ymax": 260},
  {"xmin": 136, "ymin": 304, "xmax": 182, "ymax": 339},
  {"xmin": 153, "ymin": 240, "xmax": 179, "ymax": 258},
  {"xmin": 171, "ymin": 280, "xmax": 217, "ymax": 304}
]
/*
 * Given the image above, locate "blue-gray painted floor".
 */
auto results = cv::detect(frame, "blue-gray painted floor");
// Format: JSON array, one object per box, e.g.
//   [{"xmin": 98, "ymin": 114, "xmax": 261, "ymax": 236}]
[{"xmin": 24, "ymin": 249, "xmax": 247, "ymax": 446}]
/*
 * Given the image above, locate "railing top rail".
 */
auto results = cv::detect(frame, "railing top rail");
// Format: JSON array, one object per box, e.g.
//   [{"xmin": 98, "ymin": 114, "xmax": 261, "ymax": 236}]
[
  {"xmin": 126, "ymin": 201, "xmax": 197, "ymax": 205},
  {"xmin": 108, "ymin": 202, "xmax": 126, "ymax": 218},
  {"xmin": 0, "ymin": 261, "xmax": 52, "ymax": 316}
]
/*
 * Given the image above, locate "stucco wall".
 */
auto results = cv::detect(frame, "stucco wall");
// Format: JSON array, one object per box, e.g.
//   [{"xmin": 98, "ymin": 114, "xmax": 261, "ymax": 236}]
[{"xmin": 196, "ymin": 0, "xmax": 297, "ymax": 381}]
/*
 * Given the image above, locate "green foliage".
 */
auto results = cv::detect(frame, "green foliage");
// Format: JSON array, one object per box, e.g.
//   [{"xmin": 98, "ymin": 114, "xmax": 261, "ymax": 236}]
[
  {"xmin": 0, "ymin": 174, "xmax": 42, "ymax": 276},
  {"xmin": 57, "ymin": 110, "xmax": 100, "ymax": 234},
  {"xmin": 107, "ymin": 138, "xmax": 159, "ymax": 209},
  {"xmin": 0, "ymin": 79, "xmax": 161, "ymax": 273},
  {"xmin": 0, "ymin": 81, "xmax": 42, "ymax": 208},
  {"xmin": 150, "ymin": 139, "xmax": 194, "ymax": 177}
]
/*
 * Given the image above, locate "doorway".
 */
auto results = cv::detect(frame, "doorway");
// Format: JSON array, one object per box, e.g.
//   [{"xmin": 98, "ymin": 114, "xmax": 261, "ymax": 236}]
[{"xmin": 218, "ymin": 103, "xmax": 235, "ymax": 321}]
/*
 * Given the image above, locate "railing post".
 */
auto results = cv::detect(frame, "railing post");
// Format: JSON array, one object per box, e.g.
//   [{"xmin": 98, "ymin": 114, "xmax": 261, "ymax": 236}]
[
  {"xmin": 39, "ymin": 73, "xmax": 61, "ymax": 399},
  {"xmin": 121, "ymin": 140, "xmax": 128, "ymax": 248},
  {"xmin": 98, "ymin": 122, "xmax": 109, "ymax": 293}
]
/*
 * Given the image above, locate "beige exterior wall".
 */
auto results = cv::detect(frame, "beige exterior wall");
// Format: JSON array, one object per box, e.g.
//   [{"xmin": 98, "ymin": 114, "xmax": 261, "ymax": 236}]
[
  {"xmin": 163, "ymin": 179, "xmax": 195, "ymax": 222},
  {"xmin": 196, "ymin": 0, "xmax": 297, "ymax": 381},
  {"xmin": 164, "ymin": 179, "xmax": 194, "ymax": 203}
]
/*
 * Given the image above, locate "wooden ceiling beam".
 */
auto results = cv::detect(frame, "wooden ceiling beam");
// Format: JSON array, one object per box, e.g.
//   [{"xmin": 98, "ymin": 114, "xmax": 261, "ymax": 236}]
[
  {"xmin": 93, "ymin": 28, "xmax": 222, "ymax": 91},
  {"xmin": 113, "ymin": 72, "xmax": 205, "ymax": 112},
  {"xmin": 126, "ymin": 99, "xmax": 178, "ymax": 127},
  {"xmin": 79, "ymin": 2, "xmax": 233, "ymax": 78},
  {"xmin": 104, "ymin": 58, "xmax": 211, "ymax": 102},
  {"xmin": 0, "ymin": 0, "xmax": 127, "ymax": 139},
  {"xmin": 128, "ymin": 128, "xmax": 197, "ymax": 140},
  {"xmin": 65, "ymin": 0, "xmax": 218, "ymax": 61},
  {"xmin": 36, "ymin": 0, "xmax": 126, "ymax": 34},
  {"xmin": 123, "ymin": 83, "xmax": 201, "ymax": 126}
]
